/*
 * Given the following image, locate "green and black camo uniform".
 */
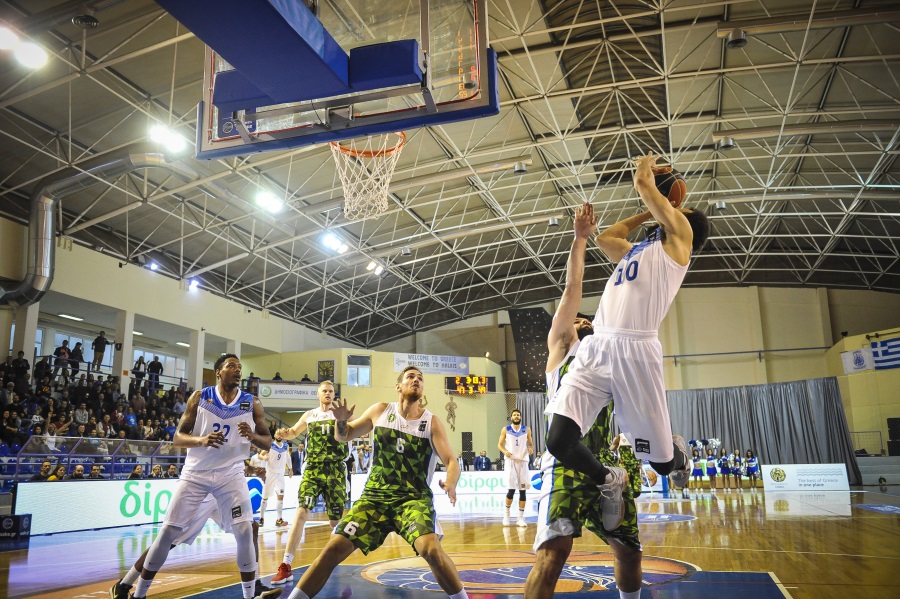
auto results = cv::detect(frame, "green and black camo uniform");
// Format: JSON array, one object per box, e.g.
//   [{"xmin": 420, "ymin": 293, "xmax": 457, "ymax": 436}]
[
  {"xmin": 335, "ymin": 402, "xmax": 440, "ymax": 555},
  {"xmin": 298, "ymin": 407, "xmax": 349, "ymax": 521},
  {"xmin": 535, "ymin": 339, "xmax": 643, "ymax": 551}
]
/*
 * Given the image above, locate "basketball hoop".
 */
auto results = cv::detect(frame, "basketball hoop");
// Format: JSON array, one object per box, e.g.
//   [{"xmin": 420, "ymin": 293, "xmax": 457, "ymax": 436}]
[{"xmin": 330, "ymin": 132, "xmax": 406, "ymax": 221}]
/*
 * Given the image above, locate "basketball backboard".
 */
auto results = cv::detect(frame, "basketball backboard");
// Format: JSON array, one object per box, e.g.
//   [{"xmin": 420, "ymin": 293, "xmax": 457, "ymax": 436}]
[{"xmin": 180, "ymin": 0, "xmax": 497, "ymax": 159}]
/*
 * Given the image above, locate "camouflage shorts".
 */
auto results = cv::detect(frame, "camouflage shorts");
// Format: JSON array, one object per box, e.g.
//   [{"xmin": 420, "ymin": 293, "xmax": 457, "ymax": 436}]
[
  {"xmin": 335, "ymin": 493, "xmax": 438, "ymax": 555},
  {"xmin": 534, "ymin": 448, "xmax": 642, "ymax": 552},
  {"xmin": 298, "ymin": 461, "xmax": 347, "ymax": 521}
]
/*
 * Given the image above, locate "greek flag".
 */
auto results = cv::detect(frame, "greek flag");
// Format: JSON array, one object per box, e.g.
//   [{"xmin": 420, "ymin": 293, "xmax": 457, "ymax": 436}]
[{"xmin": 871, "ymin": 337, "xmax": 900, "ymax": 370}]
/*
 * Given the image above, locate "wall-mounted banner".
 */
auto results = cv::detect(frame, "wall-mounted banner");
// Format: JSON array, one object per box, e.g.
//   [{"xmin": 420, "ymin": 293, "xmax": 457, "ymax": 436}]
[
  {"xmin": 762, "ymin": 463, "xmax": 849, "ymax": 492},
  {"xmin": 257, "ymin": 383, "xmax": 320, "ymax": 401},
  {"xmin": 393, "ymin": 353, "xmax": 469, "ymax": 375},
  {"xmin": 841, "ymin": 347, "xmax": 874, "ymax": 373}
]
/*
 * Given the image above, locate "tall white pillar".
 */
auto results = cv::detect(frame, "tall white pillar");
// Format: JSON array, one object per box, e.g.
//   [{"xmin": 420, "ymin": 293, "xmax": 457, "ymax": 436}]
[
  {"xmin": 13, "ymin": 302, "xmax": 39, "ymax": 361},
  {"xmin": 226, "ymin": 339, "xmax": 241, "ymax": 358},
  {"xmin": 113, "ymin": 310, "xmax": 135, "ymax": 388},
  {"xmin": 187, "ymin": 329, "xmax": 206, "ymax": 392},
  {"xmin": 0, "ymin": 308, "xmax": 12, "ymax": 360}
]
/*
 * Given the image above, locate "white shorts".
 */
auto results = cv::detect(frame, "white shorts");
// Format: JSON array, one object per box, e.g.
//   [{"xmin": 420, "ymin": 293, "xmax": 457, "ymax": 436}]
[
  {"xmin": 175, "ymin": 494, "xmax": 228, "ymax": 545},
  {"xmin": 263, "ymin": 473, "xmax": 285, "ymax": 499},
  {"xmin": 505, "ymin": 458, "xmax": 529, "ymax": 490},
  {"xmin": 550, "ymin": 329, "xmax": 674, "ymax": 463},
  {"xmin": 164, "ymin": 464, "xmax": 252, "ymax": 530}
]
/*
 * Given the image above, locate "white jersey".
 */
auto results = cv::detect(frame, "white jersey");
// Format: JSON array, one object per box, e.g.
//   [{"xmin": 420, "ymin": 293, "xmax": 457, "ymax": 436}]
[
  {"xmin": 504, "ymin": 424, "xmax": 529, "ymax": 462},
  {"xmin": 182, "ymin": 386, "xmax": 255, "ymax": 474},
  {"xmin": 265, "ymin": 440, "xmax": 289, "ymax": 478},
  {"xmin": 546, "ymin": 340, "xmax": 580, "ymax": 406},
  {"xmin": 594, "ymin": 230, "xmax": 688, "ymax": 332}
]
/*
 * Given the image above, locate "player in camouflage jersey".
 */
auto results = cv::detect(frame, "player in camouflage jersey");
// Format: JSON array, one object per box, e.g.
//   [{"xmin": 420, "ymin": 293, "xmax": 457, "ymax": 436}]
[
  {"xmin": 284, "ymin": 366, "xmax": 471, "ymax": 599},
  {"xmin": 524, "ymin": 202, "xmax": 644, "ymax": 599},
  {"xmin": 270, "ymin": 380, "xmax": 348, "ymax": 585}
]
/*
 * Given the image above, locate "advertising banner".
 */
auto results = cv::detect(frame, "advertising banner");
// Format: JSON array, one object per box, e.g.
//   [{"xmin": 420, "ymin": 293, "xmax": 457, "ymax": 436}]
[
  {"xmin": 393, "ymin": 353, "xmax": 469, "ymax": 375},
  {"xmin": 761, "ymin": 463, "xmax": 849, "ymax": 492},
  {"xmin": 350, "ymin": 470, "xmax": 541, "ymax": 503},
  {"xmin": 257, "ymin": 383, "xmax": 320, "ymax": 404},
  {"xmin": 16, "ymin": 476, "xmax": 305, "ymax": 535}
]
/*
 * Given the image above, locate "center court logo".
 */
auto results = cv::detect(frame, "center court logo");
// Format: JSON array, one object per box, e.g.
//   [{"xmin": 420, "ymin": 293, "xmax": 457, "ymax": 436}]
[{"xmin": 362, "ymin": 551, "xmax": 693, "ymax": 593}]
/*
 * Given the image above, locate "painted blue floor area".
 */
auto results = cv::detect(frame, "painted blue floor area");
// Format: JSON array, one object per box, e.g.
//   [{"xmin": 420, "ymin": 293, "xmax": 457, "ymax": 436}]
[{"xmin": 189, "ymin": 567, "xmax": 788, "ymax": 598}]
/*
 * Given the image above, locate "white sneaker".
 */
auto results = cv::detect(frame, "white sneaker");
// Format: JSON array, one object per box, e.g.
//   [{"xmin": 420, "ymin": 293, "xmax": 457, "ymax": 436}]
[
  {"xmin": 598, "ymin": 466, "xmax": 628, "ymax": 531},
  {"xmin": 669, "ymin": 435, "xmax": 691, "ymax": 490},
  {"xmin": 502, "ymin": 513, "xmax": 510, "ymax": 526},
  {"xmin": 516, "ymin": 516, "xmax": 527, "ymax": 527}
]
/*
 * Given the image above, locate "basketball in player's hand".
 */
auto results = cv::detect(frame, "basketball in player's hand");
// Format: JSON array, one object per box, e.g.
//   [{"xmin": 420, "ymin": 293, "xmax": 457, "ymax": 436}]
[{"xmin": 652, "ymin": 166, "xmax": 687, "ymax": 208}]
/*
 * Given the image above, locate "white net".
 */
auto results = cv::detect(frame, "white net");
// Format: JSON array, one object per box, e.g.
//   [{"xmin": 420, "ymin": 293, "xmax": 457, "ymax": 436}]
[{"xmin": 330, "ymin": 133, "xmax": 405, "ymax": 221}]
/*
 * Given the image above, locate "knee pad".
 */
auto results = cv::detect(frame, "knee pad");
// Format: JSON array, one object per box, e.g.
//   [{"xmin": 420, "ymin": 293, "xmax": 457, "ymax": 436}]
[
  {"xmin": 506, "ymin": 489, "xmax": 515, "ymax": 500},
  {"xmin": 519, "ymin": 490, "xmax": 527, "ymax": 503},
  {"xmin": 232, "ymin": 521, "xmax": 256, "ymax": 572},
  {"xmin": 144, "ymin": 524, "xmax": 183, "ymax": 572}
]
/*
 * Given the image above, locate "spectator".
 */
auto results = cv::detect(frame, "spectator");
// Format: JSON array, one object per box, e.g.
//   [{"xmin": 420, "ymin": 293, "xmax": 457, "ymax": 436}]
[
  {"xmin": 52, "ymin": 340, "xmax": 70, "ymax": 381},
  {"xmin": 91, "ymin": 331, "xmax": 110, "ymax": 371},
  {"xmin": 74, "ymin": 403, "xmax": 90, "ymax": 427},
  {"xmin": 66, "ymin": 464, "xmax": 86, "ymax": 480},
  {"xmin": 11, "ymin": 350, "xmax": 30, "ymax": 394},
  {"xmin": 100, "ymin": 414, "xmax": 117, "ymax": 438},
  {"xmin": 35, "ymin": 376, "xmax": 52, "ymax": 399},
  {"xmin": 87, "ymin": 464, "xmax": 105, "ymax": 479},
  {"xmin": 132, "ymin": 356, "xmax": 146, "ymax": 384},
  {"xmin": 47, "ymin": 464, "xmax": 67, "ymax": 481},
  {"xmin": 246, "ymin": 372, "xmax": 260, "ymax": 395},
  {"xmin": 272, "ymin": 371, "xmax": 283, "ymax": 381},
  {"xmin": 474, "ymin": 450, "xmax": 492, "ymax": 471},
  {"xmin": 0, "ymin": 382, "xmax": 14, "ymax": 409},
  {"xmin": 128, "ymin": 464, "xmax": 144, "ymax": 479},
  {"xmin": 292, "ymin": 441, "xmax": 304, "ymax": 475},
  {"xmin": 148, "ymin": 464, "xmax": 164, "ymax": 479},
  {"xmin": 85, "ymin": 429, "xmax": 109, "ymax": 454},
  {"xmin": 70, "ymin": 423, "xmax": 87, "ymax": 439},
  {"xmin": 124, "ymin": 408, "xmax": 137, "ymax": 436},
  {"xmin": 33, "ymin": 356, "xmax": 51, "ymax": 385},
  {"xmin": 1, "ymin": 409, "xmax": 24, "ymax": 445},
  {"xmin": 146, "ymin": 356, "xmax": 163, "ymax": 393},
  {"xmin": 163, "ymin": 464, "xmax": 178, "ymax": 479},
  {"xmin": 69, "ymin": 342, "xmax": 84, "ymax": 379},
  {"xmin": 172, "ymin": 396, "xmax": 186, "ymax": 417},
  {"xmin": 30, "ymin": 460, "xmax": 53, "ymax": 481},
  {"xmin": 163, "ymin": 417, "xmax": 177, "ymax": 439},
  {"xmin": 45, "ymin": 422, "xmax": 67, "ymax": 452},
  {"xmin": 300, "ymin": 374, "xmax": 312, "ymax": 382}
]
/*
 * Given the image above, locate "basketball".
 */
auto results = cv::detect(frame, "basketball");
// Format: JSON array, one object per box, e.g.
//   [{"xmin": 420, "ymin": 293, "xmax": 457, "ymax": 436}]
[
  {"xmin": 653, "ymin": 166, "xmax": 687, "ymax": 208},
  {"xmin": 641, "ymin": 468, "xmax": 659, "ymax": 488}
]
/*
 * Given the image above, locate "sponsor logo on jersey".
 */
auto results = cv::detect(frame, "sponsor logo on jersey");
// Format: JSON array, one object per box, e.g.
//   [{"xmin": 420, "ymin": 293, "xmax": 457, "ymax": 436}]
[
  {"xmin": 418, "ymin": 420, "xmax": 427, "ymax": 432},
  {"xmin": 240, "ymin": 401, "xmax": 251, "ymax": 411},
  {"xmin": 388, "ymin": 413, "xmax": 396, "ymax": 422},
  {"xmin": 635, "ymin": 438, "xmax": 651, "ymax": 454},
  {"xmin": 231, "ymin": 505, "xmax": 242, "ymax": 519}
]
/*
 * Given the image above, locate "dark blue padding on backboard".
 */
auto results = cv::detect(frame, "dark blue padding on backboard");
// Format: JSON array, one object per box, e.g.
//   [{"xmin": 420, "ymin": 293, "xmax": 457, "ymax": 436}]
[
  {"xmin": 196, "ymin": 49, "xmax": 501, "ymax": 160},
  {"xmin": 212, "ymin": 70, "xmax": 274, "ymax": 115},
  {"xmin": 155, "ymin": 0, "xmax": 349, "ymax": 106},
  {"xmin": 349, "ymin": 40, "xmax": 422, "ymax": 92}
]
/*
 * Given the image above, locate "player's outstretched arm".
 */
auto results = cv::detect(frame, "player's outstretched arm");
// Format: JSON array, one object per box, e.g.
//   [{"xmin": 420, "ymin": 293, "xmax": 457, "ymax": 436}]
[
  {"xmin": 277, "ymin": 412, "xmax": 309, "ymax": 440},
  {"xmin": 333, "ymin": 399, "xmax": 386, "ymax": 442},
  {"xmin": 548, "ymin": 202, "xmax": 596, "ymax": 368},
  {"xmin": 432, "ymin": 417, "xmax": 460, "ymax": 506},
  {"xmin": 632, "ymin": 151, "xmax": 692, "ymax": 261},
  {"xmin": 174, "ymin": 391, "xmax": 225, "ymax": 448}
]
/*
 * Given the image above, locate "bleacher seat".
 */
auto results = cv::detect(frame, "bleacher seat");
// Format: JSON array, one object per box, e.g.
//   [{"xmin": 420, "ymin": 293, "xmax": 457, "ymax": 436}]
[
  {"xmin": 9, "ymin": 443, "xmax": 21, "ymax": 454},
  {"xmin": 0, "ymin": 443, "xmax": 9, "ymax": 456}
]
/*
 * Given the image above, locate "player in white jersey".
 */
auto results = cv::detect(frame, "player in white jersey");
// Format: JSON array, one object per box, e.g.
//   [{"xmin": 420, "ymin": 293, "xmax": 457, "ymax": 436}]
[
  {"xmin": 259, "ymin": 434, "xmax": 292, "ymax": 526},
  {"xmin": 546, "ymin": 152, "xmax": 710, "ymax": 522},
  {"xmin": 283, "ymin": 366, "xmax": 470, "ymax": 599},
  {"xmin": 497, "ymin": 409, "xmax": 533, "ymax": 527},
  {"xmin": 127, "ymin": 354, "xmax": 279, "ymax": 599}
]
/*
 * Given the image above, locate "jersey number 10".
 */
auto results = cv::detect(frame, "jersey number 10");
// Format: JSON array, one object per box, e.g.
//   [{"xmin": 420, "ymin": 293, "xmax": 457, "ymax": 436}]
[{"xmin": 614, "ymin": 261, "xmax": 639, "ymax": 286}]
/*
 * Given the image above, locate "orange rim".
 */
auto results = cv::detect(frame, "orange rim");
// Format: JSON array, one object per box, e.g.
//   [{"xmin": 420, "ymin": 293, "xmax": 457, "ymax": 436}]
[{"xmin": 331, "ymin": 132, "xmax": 406, "ymax": 158}]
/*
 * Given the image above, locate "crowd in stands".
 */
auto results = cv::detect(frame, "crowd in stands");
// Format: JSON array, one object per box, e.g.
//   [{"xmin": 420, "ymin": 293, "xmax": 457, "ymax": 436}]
[{"xmin": 0, "ymin": 347, "xmax": 196, "ymax": 482}]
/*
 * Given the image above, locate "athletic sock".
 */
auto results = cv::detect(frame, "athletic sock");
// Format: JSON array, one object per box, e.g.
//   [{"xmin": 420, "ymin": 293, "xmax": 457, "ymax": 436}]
[
  {"xmin": 448, "ymin": 590, "xmax": 469, "ymax": 599},
  {"xmin": 240, "ymin": 579, "xmax": 254, "ymax": 598},
  {"xmin": 287, "ymin": 588, "xmax": 310, "ymax": 599},
  {"xmin": 260, "ymin": 499, "xmax": 268, "ymax": 519},
  {"xmin": 518, "ymin": 509, "xmax": 525, "ymax": 518},
  {"xmin": 283, "ymin": 552, "xmax": 294, "ymax": 566},
  {"xmin": 619, "ymin": 589, "xmax": 641, "ymax": 599},
  {"xmin": 276, "ymin": 499, "xmax": 283, "ymax": 520},
  {"xmin": 122, "ymin": 566, "xmax": 141, "ymax": 585},
  {"xmin": 134, "ymin": 577, "xmax": 152, "ymax": 597}
]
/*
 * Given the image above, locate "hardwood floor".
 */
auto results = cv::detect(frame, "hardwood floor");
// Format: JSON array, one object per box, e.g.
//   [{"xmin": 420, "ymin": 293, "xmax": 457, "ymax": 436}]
[{"xmin": 2, "ymin": 486, "xmax": 898, "ymax": 598}]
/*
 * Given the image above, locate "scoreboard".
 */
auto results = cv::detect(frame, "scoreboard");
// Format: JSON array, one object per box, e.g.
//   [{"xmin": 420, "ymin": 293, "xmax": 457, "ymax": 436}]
[{"xmin": 445, "ymin": 375, "xmax": 496, "ymax": 395}]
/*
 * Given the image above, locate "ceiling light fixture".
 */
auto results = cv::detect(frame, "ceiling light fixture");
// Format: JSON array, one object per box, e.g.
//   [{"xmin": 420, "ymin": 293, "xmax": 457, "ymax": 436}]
[
  {"xmin": 374, "ymin": 265, "xmax": 385, "ymax": 276},
  {"xmin": 149, "ymin": 262, "xmax": 159, "ymax": 271},
  {"xmin": 58, "ymin": 313, "xmax": 83, "ymax": 321},
  {"xmin": 176, "ymin": 342, "xmax": 190, "ymax": 348},
  {"xmin": 366, "ymin": 261, "xmax": 377, "ymax": 271},
  {"xmin": 149, "ymin": 123, "xmax": 187, "ymax": 154},
  {"xmin": 0, "ymin": 27, "xmax": 19, "ymax": 50},
  {"xmin": 133, "ymin": 331, "xmax": 144, "ymax": 336},
  {"xmin": 255, "ymin": 190, "xmax": 285, "ymax": 213},
  {"xmin": 188, "ymin": 278, "xmax": 199, "ymax": 290}
]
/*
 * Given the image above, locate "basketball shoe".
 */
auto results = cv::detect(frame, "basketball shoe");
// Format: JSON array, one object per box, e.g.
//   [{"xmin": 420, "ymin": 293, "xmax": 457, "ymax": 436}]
[
  {"xmin": 108, "ymin": 580, "xmax": 131, "ymax": 599},
  {"xmin": 598, "ymin": 466, "xmax": 628, "ymax": 531},
  {"xmin": 502, "ymin": 512, "xmax": 510, "ymax": 526},
  {"xmin": 253, "ymin": 579, "xmax": 282, "ymax": 598},
  {"xmin": 669, "ymin": 435, "xmax": 691, "ymax": 490},
  {"xmin": 516, "ymin": 515, "xmax": 526, "ymax": 527},
  {"xmin": 271, "ymin": 562, "xmax": 294, "ymax": 585},
  {"xmin": 258, "ymin": 518, "xmax": 264, "ymax": 526},
  {"xmin": 275, "ymin": 518, "xmax": 287, "ymax": 527}
]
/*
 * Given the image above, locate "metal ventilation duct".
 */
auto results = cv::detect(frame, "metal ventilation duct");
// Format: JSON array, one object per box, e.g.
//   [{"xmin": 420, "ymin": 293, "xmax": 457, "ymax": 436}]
[{"xmin": 0, "ymin": 144, "xmax": 192, "ymax": 307}]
